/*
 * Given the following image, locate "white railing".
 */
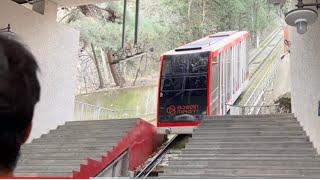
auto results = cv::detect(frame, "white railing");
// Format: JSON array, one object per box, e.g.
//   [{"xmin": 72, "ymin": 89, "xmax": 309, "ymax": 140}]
[
  {"xmin": 230, "ymin": 105, "xmax": 282, "ymax": 115},
  {"xmin": 74, "ymin": 100, "xmax": 156, "ymax": 121}
]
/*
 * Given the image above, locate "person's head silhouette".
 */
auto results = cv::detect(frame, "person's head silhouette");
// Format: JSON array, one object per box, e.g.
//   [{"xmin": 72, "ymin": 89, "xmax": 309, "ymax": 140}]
[{"xmin": 0, "ymin": 34, "xmax": 40, "ymax": 176}]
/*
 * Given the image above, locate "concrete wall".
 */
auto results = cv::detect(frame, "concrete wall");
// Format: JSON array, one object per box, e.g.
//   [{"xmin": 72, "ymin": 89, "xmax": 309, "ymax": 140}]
[
  {"xmin": 271, "ymin": 54, "xmax": 291, "ymax": 100},
  {"xmin": 289, "ymin": 7, "xmax": 320, "ymax": 151},
  {"xmin": 0, "ymin": 0, "xmax": 79, "ymax": 140}
]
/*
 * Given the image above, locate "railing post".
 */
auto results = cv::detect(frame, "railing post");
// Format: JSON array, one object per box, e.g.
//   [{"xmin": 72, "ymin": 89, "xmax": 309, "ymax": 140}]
[
  {"xmin": 80, "ymin": 103, "xmax": 84, "ymax": 121},
  {"xmin": 97, "ymin": 108, "xmax": 101, "ymax": 120}
]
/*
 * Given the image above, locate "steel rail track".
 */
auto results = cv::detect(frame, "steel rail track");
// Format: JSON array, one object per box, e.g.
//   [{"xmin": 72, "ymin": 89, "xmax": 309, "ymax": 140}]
[
  {"xmin": 249, "ymin": 37, "xmax": 283, "ymax": 79},
  {"xmin": 249, "ymin": 28, "xmax": 282, "ymax": 65},
  {"xmin": 234, "ymin": 29, "xmax": 283, "ymax": 107},
  {"xmin": 134, "ymin": 134, "xmax": 183, "ymax": 179}
]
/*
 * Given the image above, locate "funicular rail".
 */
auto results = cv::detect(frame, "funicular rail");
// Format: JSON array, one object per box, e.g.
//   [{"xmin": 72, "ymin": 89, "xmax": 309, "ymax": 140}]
[
  {"xmin": 249, "ymin": 27, "xmax": 282, "ymax": 65},
  {"xmin": 249, "ymin": 30, "xmax": 283, "ymax": 78},
  {"xmin": 231, "ymin": 29, "xmax": 285, "ymax": 115},
  {"xmin": 134, "ymin": 135, "xmax": 183, "ymax": 179}
]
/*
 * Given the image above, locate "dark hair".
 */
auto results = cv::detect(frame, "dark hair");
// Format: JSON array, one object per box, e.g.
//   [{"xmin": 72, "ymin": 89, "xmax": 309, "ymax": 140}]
[{"xmin": 0, "ymin": 34, "xmax": 40, "ymax": 171}]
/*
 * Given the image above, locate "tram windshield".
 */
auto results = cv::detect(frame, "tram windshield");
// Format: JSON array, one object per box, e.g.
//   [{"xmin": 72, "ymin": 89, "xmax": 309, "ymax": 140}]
[{"xmin": 159, "ymin": 52, "xmax": 209, "ymax": 123}]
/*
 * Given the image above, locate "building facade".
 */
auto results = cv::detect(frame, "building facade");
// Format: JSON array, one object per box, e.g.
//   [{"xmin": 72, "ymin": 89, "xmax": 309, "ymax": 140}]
[
  {"xmin": 0, "ymin": 0, "xmax": 109, "ymax": 140},
  {"xmin": 289, "ymin": 3, "xmax": 320, "ymax": 152}
]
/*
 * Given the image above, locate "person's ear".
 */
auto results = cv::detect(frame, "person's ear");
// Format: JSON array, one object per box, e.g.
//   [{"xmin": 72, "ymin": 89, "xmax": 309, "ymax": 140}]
[{"xmin": 22, "ymin": 123, "xmax": 32, "ymax": 144}]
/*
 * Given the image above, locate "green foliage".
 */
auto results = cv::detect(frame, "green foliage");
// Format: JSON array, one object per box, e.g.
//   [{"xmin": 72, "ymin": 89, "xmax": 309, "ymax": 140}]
[
  {"xmin": 59, "ymin": 0, "xmax": 278, "ymax": 55},
  {"xmin": 70, "ymin": 17, "xmax": 122, "ymax": 49}
]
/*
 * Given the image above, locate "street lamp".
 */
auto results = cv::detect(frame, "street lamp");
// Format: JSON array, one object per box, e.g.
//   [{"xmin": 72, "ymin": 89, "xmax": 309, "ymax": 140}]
[{"xmin": 285, "ymin": 0, "xmax": 319, "ymax": 34}]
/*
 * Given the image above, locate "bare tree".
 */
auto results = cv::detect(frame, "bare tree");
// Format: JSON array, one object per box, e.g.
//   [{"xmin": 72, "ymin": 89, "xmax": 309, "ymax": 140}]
[
  {"xmin": 90, "ymin": 43, "xmax": 104, "ymax": 89},
  {"xmin": 105, "ymin": 51, "xmax": 125, "ymax": 87}
]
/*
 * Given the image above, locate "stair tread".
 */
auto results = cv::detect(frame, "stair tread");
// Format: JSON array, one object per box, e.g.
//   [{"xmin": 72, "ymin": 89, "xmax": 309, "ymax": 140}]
[{"xmin": 160, "ymin": 114, "xmax": 320, "ymax": 178}]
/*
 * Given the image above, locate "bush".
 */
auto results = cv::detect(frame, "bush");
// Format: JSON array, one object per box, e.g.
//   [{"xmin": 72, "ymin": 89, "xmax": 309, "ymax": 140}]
[{"xmin": 274, "ymin": 92, "xmax": 291, "ymax": 113}]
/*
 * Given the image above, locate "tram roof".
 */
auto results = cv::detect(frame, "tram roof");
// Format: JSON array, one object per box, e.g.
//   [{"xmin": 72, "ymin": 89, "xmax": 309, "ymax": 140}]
[{"xmin": 163, "ymin": 31, "xmax": 249, "ymax": 56}]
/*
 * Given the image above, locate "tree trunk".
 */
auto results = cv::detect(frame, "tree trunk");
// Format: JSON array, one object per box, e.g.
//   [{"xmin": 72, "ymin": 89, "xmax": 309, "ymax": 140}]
[
  {"xmin": 202, "ymin": 0, "xmax": 206, "ymax": 24},
  {"xmin": 105, "ymin": 51, "xmax": 125, "ymax": 87},
  {"xmin": 83, "ymin": 76, "xmax": 88, "ymax": 94},
  {"xmin": 202, "ymin": 0, "xmax": 206, "ymax": 35},
  {"xmin": 188, "ymin": 0, "xmax": 194, "ymax": 23},
  {"xmin": 132, "ymin": 55, "xmax": 144, "ymax": 86},
  {"xmin": 90, "ymin": 43, "xmax": 104, "ymax": 89},
  {"xmin": 100, "ymin": 47, "xmax": 111, "ymax": 86},
  {"xmin": 252, "ymin": 0, "xmax": 259, "ymax": 48}
]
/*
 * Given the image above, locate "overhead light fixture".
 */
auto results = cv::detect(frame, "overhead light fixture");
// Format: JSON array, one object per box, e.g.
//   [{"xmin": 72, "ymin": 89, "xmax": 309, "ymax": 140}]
[{"xmin": 285, "ymin": 0, "xmax": 319, "ymax": 34}]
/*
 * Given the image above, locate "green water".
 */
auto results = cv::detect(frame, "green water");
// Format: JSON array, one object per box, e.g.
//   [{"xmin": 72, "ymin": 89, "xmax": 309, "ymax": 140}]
[{"xmin": 75, "ymin": 85, "xmax": 158, "ymax": 121}]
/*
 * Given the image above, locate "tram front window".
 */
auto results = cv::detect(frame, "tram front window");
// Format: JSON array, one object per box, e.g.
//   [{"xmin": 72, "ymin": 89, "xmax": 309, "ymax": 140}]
[{"xmin": 159, "ymin": 52, "xmax": 209, "ymax": 123}]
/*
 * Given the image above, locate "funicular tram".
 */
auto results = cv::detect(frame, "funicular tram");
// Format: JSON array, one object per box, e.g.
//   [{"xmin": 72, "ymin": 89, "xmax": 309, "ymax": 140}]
[{"xmin": 157, "ymin": 31, "xmax": 250, "ymax": 134}]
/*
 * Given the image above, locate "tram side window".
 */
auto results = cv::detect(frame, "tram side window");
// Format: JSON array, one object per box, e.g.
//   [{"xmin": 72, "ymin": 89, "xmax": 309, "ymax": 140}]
[
  {"xmin": 185, "ymin": 76, "xmax": 207, "ymax": 89},
  {"xmin": 211, "ymin": 58, "xmax": 220, "ymax": 115},
  {"xmin": 238, "ymin": 43, "xmax": 241, "ymax": 88},
  {"xmin": 246, "ymin": 39, "xmax": 249, "ymax": 76},
  {"xmin": 242, "ymin": 41, "xmax": 245, "ymax": 82},
  {"xmin": 227, "ymin": 49, "xmax": 232, "ymax": 100},
  {"xmin": 162, "ymin": 57, "xmax": 187, "ymax": 75},
  {"xmin": 189, "ymin": 56, "xmax": 208, "ymax": 74},
  {"xmin": 162, "ymin": 77, "xmax": 183, "ymax": 91},
  {"xmin": 236, "ymin": 44, "xmax": 238, "ymax": 88}
]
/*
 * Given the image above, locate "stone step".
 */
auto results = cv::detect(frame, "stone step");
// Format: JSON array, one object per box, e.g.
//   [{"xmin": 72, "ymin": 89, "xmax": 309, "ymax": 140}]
[
  {"xmin": 164, "ymin": 167, "xmax": 320, "ymax": 176},
  {"xmin": 167, "ymin": 164, "xmax": 320, "ymax": 170},
  {"xmin": 176, "ymin": 153, "xmax": 317, "ymax": 158},
  {"xmin": 17, "ymin": 159, "xmax": 86, "ymax": 166},
  {"xmin": 198, "ymin": 123, "xmax": 301, "ymax": 128},
  {"xmin": 197, "ymin": 126, "xmax": 303, "ymax": 131},
  {"xmin": 20, "ymin": 152, "xmax": 102, "ymax": 160},
  {"xmin": 199, "ymin": 123, "xmax": 300, "ymax": 128},
  {"xmin": 57, "ymin": 124, "xmax": 134, "ymax": 130},
  {"xmin": 181, "ymin": 148, "xmax": 316, "ymax": 155},
  {"xmin": 188, "ymin": 140, "xmax": 310, "ymax": 146},
  {"xmin": 207, "ymin": 114, "xmax": 294, "ymax": 119},
  {"xmin": 40, "ymin": 131, "xmax": 127, "ymax": 139},
  {"xmin": 202, "ymin": 118, "xmax": 299, "ymax": 125},
  {"xmin": 185, "ymin": 142, "xmax": 313, "ymax": 148},
  {"xmin": 160, "ymin": 174, "xmax": 320, "ymax": 179},
  {"xmin": 22, "ymin": 143, "xmax": 115, "ymax": 149},
  {"xmin": 190, "ymin": 136, "xmax": 309, "ymax": 142},
  {"xmin": 19, "ymin": 155, "xmax": 101, "ymax": 161},
  {"xmin": 21, "ymin": 148, "xmax": 106, "ymax": 155},
  {"xmin": 159, "ymin": 113, "xmax": 320, "ymax": 178},
  {"xmin": 32, "ymin": 136, "xmax": 123, "ymax": 144},
  {"xmin": 64, "ymin": 119, "xmax": 136, "ymax": 125},
  {"xmin": 173, "ymin": 155, "xmax": 320, "ymax": 161},
  {"xmin": 14, "ymin": 172, "xmax": 72, "ymax": 177},
  {"xmin": 15, "ymin": 165, "xmax": 79, "ymax": 173},
  {"xmin": 46, "ymin": 129, "xmax": 129, "ymax": 136},
  {"xmin": 190, "ymin": 131, "xmax": 306, "ymax": 137},
  {"xmin": 169, "ymin": 159, "xmax": 320, "ymax": 167}
]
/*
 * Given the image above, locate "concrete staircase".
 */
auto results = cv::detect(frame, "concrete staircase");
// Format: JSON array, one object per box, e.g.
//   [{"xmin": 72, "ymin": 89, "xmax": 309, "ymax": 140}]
[
  {"xmin": 161, "ymin": 114, "xmax": 320, "ymax": 178},
  {"xmin": 14, "ymin": 119, "xmax": 137, "ymax": 177}
]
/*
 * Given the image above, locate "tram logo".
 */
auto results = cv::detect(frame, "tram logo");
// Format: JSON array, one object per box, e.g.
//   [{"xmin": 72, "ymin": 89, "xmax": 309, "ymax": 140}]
[
  {"xmin": 166, "ymin": 105, "xmax": 177, "ymax": 116},
  {"xmin": 166, "ymin": 104, "xmax": 199, "ymax": 116}
]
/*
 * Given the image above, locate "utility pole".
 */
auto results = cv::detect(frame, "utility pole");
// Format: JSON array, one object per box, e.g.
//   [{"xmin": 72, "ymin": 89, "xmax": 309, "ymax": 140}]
[
  {"xmin": 121, "ymin": 0, "xmax": 127, "ymax": 48},
  {"xmin": 134, "ymin": 0, "xmax": 140, "ymax": 45}
]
